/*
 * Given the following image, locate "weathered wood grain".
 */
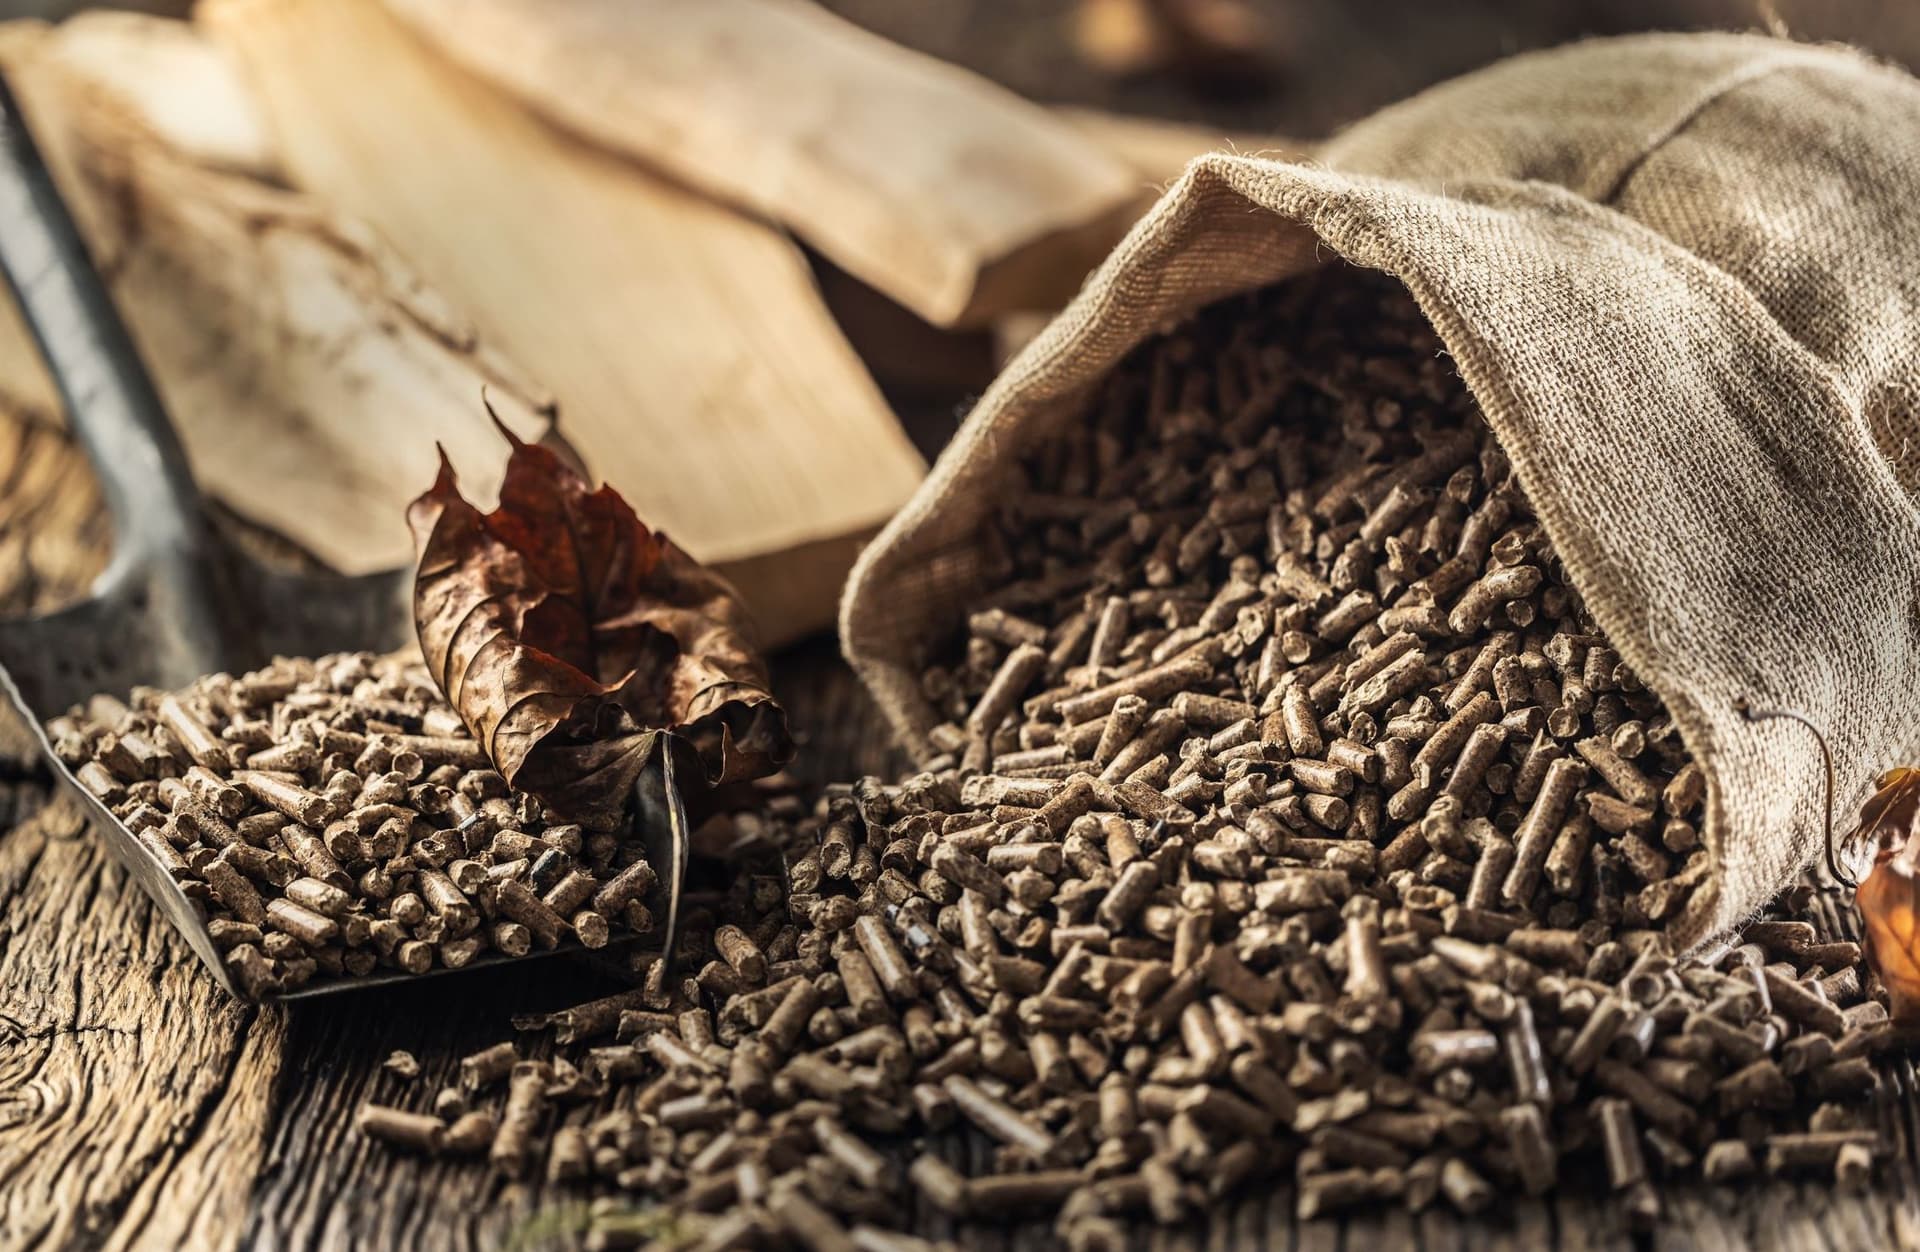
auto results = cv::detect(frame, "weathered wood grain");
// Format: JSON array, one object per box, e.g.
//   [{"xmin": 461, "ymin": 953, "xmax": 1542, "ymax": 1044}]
[
  {"xmin": 241, "ymin": 964, "xmax": 615, "ymax": 1252},
  {"xmin": 0, "ymin": 789, "xmax": 284, "ymax": 1252},
  {"xmin": 0, "ymin": 415, "xmax": 108, "ymax": 615},
  {"xmin": 0, "ymin": 413, "xmax": 105, "ymax": 768},
  {"xmin": 0, "ymin": 411, "xmax": 279, "ymax": 1252}
]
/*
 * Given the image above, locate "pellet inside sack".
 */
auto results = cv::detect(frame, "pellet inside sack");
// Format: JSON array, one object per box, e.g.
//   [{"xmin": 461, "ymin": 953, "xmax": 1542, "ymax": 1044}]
[
  {"xmin": 48, "ymin": 651, "xmax": 656, "ymax": 995},
  {"xmin": 354, "ymin": 270, "xmax": 1893, "ymax": 1243}
]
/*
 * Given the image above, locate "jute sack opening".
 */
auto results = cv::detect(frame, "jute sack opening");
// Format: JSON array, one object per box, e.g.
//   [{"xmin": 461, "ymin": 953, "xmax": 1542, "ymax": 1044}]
[{"xmin": 841, "ymin": 32, "xmax": 1920, "ymax": 947}]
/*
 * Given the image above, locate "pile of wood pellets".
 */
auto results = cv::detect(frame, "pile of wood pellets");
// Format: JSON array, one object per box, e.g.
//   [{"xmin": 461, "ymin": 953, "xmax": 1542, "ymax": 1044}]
[
  {"xmin": 51, "ymin": 652, "xmax": 661, "ymax": 994},
  {"xmin": 344, "ymin": 271, "xmax": 1893, "ymax": 1244}
]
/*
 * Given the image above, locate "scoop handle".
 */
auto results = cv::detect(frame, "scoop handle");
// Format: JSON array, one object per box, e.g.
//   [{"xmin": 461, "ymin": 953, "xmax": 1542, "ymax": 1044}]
[
  {"xmin": 0, "ymin": 71, "xmax": 226, "ymax": 660},
  {"xmin": 636, "ymin": 735, "xmax": 691, "ymax": 979}
]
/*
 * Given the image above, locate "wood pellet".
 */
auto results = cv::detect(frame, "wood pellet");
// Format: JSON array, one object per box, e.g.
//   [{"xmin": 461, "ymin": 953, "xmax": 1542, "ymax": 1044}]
[
  {"xmin": 50, "ymin": 651, "xmax": 659, "ymax": 995},
  {"xmin": 350, "ymin": 271, "xmax": 1893, "ymax": 1243}
]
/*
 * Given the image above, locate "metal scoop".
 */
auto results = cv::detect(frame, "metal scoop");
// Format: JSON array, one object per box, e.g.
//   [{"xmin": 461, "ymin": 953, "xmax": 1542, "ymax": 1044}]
[{"xmin": 0, "ymin": 75, "xmax": 689, "ymax": 999}]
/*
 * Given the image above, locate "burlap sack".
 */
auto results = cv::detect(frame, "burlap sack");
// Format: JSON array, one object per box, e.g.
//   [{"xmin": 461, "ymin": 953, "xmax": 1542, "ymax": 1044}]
[{"xmin": 840, "ymin": 32, "xmax": 1920, "ymax": 947}]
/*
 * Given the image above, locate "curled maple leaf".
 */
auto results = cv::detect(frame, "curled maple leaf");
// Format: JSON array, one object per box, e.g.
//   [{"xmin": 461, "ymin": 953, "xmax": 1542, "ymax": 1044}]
[{"xmin": 407, "ymin": 418, "xmax": 792, "ymax": 827}]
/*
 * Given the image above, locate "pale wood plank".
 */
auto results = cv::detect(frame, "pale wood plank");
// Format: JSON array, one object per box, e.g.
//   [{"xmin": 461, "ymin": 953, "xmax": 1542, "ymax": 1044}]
[
  {"xmin": 20, "ymin": 11, "xmax": 276, "ymax": 177},
  {"xmin": 0, "ymin": 20, "xmax": 556, "ymax": 575},
  {"xmin": 379, "ymin": 0, "xmax": 1144, "ymax": 328},
  {"xmin": 204, "ymin": 0, "xmax": 927, "ymax": 645},
  {"xmin": 1056, "ymin": 104, "xmax": 1308, "ymax": 187}
]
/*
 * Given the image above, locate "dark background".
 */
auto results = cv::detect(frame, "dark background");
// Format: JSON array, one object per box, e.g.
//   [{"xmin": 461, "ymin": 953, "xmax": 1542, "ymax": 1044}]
[
  {"xmin": 827, "ymin": 0, "xmax": 1920, "ymax": 135},
  {"xmin": 22, "ymin": 1, "xmax": 1920, "ymax": 139},
  {"xmin": 21, "ymin": 0, "xmax": 1918, "ymax": 137}
]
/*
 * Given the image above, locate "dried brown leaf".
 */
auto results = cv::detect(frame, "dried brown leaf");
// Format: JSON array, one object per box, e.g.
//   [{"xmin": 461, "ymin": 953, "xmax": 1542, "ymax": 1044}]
[{"xmin": 407, "ymin": 419, "xmax": 791, "ymax": 825}]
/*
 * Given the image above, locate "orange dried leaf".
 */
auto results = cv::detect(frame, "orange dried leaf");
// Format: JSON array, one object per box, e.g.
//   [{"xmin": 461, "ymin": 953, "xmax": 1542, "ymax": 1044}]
[
  {"xmin": 407, "ymin": 420, "xmax": 792, "ymax": 826},
  {"xmin": 1856, "ymin": 767, "xmax": 1920, "ymax": 837},
  {"xmin": 1857, "ymin": 857, "xmax": 1920, "ymax": 1020},
  {"xmin": 1848, "ymin": 768, "xmax": 1920, "ymax": 1021}
]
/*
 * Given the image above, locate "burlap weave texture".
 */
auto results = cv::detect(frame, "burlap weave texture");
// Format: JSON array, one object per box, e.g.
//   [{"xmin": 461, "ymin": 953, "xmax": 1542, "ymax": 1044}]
[{"xmin": 841, "ymin": 33, "xmax": 1920, "ymax": 945}]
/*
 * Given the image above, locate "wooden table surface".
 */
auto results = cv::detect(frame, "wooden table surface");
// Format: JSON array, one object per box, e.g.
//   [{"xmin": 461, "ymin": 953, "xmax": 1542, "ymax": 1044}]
[{"xmin": 2, "ymin": 415, "xmax": 1919, "ymax": 1251}]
